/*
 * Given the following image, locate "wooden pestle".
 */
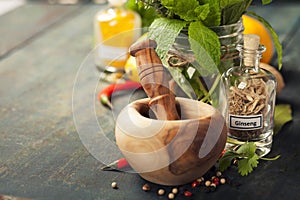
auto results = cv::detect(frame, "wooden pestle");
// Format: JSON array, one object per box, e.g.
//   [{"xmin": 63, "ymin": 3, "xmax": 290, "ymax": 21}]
[{"xmin": 129, "ymin": 39, "xmax": 180, "ymax": 120}]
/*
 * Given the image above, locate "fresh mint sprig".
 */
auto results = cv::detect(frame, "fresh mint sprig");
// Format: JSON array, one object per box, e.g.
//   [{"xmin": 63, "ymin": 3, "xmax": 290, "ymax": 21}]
[
  {"xmin": 219, "ymin": 142, "xmax": 280, "ymax": 176},
  {"xmin": 132, "ymin": 0, "xmax": 282, "ymax": 100}
]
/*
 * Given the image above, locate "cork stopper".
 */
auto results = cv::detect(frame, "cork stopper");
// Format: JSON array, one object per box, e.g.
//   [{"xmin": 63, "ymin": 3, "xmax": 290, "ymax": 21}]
[
  {"xmin": 243, "ymin": 34, "xmax": 261, "ymax": 66},
  {"xmin": 243, "ymin": 34, "xmax": 260, "ymax": 50}
]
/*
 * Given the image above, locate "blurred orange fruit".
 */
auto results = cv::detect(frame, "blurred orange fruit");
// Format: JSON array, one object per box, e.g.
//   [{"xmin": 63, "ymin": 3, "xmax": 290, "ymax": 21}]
[
  {"xmin": 260, "ymin": 62, "xmax": 285, "ymax": 94},
  {"xmin": 242, "ymin": 15, "xmax": 274, "ymax": 63}
]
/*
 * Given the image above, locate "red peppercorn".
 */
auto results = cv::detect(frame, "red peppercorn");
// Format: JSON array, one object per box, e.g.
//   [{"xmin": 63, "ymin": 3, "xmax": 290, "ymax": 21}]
[
  {"xmin": 191, "ymin": 180, "xmax": 200, "ymax": 188},
  {"xmin": 212, "ymin": 177, "xmax": 220, "ymax": 186},
  {"xmin": 184, "ymin": 191, "xmax": 192, "ymax": 197}
]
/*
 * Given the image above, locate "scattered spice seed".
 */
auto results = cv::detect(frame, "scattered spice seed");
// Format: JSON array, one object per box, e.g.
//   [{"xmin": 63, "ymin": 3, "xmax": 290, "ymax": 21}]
[
  {"xmin": 142, "ymin": 183, "xmax": 151, "ymax": 191},
  {"xmin": 158, "ymin": 189, "xmax": 165, "ymax": 196},
  {"xmin": 111, "ymin": 182, "xmax": 118, "ymax": 189},
  {"xmin": 109, "ymin": 167, "xmax": 232, "ymax": 196},
  {"xmin": 220, "ymin": 178, "xmax": 226, "ymax": 184},
  {"xmin": 205, "ymin": 180, "xmax": 211, "ymax": 187},
  {"xmin": 197, "ymin": 177, "xmax": 205, "ymax": 182},
  {"xmin": 184, "ymin": 191, "xmax": 192, "ymax": 197},
  {"xmin": 210, "ymin": 183, "xmax": 217, "ymax": 188},
  {"xmin": 171, "ymin": 188, "xmax": 178, "ymax": 194},
  {"xmin": 168, "ymin": 193, "xmax": 175, "ymax": 199},
  {"xmin": 216, "ymin": 171, "xmax": 222, "ymax": 177},
  {"xmin": 212, "ymin": 177, "xmax": 220, "ymax": 186},
  {"xmin": 191, "ymin": 180, "xmax": 200, "ymax": 188}
]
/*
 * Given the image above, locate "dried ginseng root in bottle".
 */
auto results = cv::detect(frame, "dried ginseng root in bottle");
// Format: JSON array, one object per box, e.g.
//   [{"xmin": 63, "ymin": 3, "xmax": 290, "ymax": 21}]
[{"xmin": 219, "ymin": 34, "xmax": 277, "ymax": 157}]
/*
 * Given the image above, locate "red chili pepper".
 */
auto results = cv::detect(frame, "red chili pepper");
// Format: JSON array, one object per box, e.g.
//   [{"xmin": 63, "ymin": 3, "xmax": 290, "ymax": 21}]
[
  {"xmin": 117, "ymin": 158, "xmax": 129, "ymax": 169},
  {"xmin": 219, "ymin": 149, "xmax": 226, "ymax": 158},
  {"xmin": 101, "ymin": 158, "xmax": 130, "ymax": 171},
  {"xmin": 98, "ymin": 80, "xmax": 142, "ymax": 109}
]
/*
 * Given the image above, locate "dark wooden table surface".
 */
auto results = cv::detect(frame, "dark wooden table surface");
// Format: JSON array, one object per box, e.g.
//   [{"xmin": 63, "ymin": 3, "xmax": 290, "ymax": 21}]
[{"xmin": 1, "ymin": 1, "xmax": 300, "ymax": 200}]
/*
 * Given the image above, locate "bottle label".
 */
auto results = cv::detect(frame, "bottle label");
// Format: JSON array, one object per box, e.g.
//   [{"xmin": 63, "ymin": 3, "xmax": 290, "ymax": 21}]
[
  {"xmin": 97, "ymin": 45, "xmax": 128, "ymax": 61},
  {"xmin": 229, "ymin": 114, "xmax": 263, "ymax": 130}
]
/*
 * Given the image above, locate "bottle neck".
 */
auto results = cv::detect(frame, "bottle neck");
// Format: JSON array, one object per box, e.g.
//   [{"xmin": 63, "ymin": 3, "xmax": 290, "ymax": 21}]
[
  {"xmin": 237, "ymin": 44, "xmax": 266, "ymax": 73},
  {"xmin": 108, "ymin": 0, "xmax": 126, "ymax": 7}
]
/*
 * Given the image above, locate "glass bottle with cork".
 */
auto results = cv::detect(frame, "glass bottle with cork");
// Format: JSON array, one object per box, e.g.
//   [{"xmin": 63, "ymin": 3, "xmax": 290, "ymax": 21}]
[
  {"xmin": 219, "ymin": 34, "xmax": 277, "ymax": 156},
  {"xmin": 94, "ymin": 0, "xmax": 141, "ymax": 73}
]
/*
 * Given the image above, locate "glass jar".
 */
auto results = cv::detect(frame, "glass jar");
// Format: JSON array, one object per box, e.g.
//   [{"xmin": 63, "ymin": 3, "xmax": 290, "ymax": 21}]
[
  {"xmin": 219, "ymin": 34, "xmax": 277, "ymax": 157},
  {"xmin": 165, "ymin": 19, "xmax": 244, "ymax": 105},
  {"xmin": 210, "ymin": 19, "xmax": 244, "ymax": 73},
  {"xmin": 94, "ymin": 0, "xmax": 141, "ymax": 73}
]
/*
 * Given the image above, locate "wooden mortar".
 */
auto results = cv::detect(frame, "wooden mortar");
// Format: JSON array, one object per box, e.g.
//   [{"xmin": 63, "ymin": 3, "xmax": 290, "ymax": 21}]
[
  {"xmin": 115, "ymin": 97, "xmax": 227, "ymax": 185},
  {"xmin": 115, "ymin": 39, "xmax": 227, "ymax": 185}
]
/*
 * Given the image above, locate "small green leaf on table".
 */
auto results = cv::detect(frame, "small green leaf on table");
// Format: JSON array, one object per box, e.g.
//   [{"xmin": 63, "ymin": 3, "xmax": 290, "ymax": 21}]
[
  {"xmin": 218, "ymin": 151, "xmax": 239, "ymax": 172},
  {"xmin": 274, "ymin": 104, "xmax": 293, "ymax": 134}
]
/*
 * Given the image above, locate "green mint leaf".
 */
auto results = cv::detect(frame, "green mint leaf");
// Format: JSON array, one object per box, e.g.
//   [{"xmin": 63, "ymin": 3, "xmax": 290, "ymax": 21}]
[
  {"xmin": 218, "ymin": 151, "xmax": 239, "ymax": 172},
  {"xmin": 274, "ymin": 104, "xmax": 293, "ymax": 134},
  {"xmin": 261, "ymin": 0, "xmax": 272, "ymax": 5},
  {"xmin": 201, "ymin": 0, "xmax": 221, "ymax": 26},
  {"xmin": 247, "ymin": 11, "xmax": 283, "ymax": 69},
  {"xmin": 236, "ymin": 142, "xmax": 257, "ymax": 157},
  {"xmin": 220, "ymin": 0, "xmax": 247, "ymax": 8},
  {"xmin": 194, "ymin": 4, "xmax": 210, "ymax": 21},
  {"xmin": 161, "ymin": 0, "xmax": 209, "ymax": 21},
  {"xmin": 238, "ymin": 154, "xmax": 259, "ymax": 176},
  {"xmin": 125, "ymin": 0, "xmax": 157, "ymax": 27},
  {"xmin": 125, "ymin": 0, "xmax": 137, "ymax": 10},
  {"xmin": 221, "ymin": 0, "xmax": 249, "ymax": 25},
  {"xmin": 188, "ymin": 21, "xmax": 220, "ymax": 74},
  {"xmin": 148, "ymin": 18, "xmax": 188, "ymax": 59}
]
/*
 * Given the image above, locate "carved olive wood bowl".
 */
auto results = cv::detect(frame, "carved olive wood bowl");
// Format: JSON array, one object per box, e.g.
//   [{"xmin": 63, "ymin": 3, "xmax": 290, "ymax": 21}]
[{"xmin": 115, "ymin": 97, "xmax": 227, "ymax": 186}]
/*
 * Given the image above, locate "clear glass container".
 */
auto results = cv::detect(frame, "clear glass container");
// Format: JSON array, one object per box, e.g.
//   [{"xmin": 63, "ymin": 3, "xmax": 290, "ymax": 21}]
[
  {"xmin": 210, "ymin": 19, "xmax": 244, "ymax": 73},
  {"xmin": 165, "ymin": 19, "xmax": 244, "ymax": 105},
  {"xmin": 219, "ymin": 36, "xmax": 277, "ymax": 157}
]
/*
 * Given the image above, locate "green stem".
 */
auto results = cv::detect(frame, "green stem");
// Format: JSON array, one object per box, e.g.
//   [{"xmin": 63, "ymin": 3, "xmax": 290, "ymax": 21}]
[
  {"xmin": 195, "ymin": 76, "xmax": 209, "ymax": 101},
  {"xmin": 200, "ymin": 74, "xmax": 221, "ymax": 103},
  {"xmin": 260, "ymin": 155, "xmax": 281, "ymax": 161}
]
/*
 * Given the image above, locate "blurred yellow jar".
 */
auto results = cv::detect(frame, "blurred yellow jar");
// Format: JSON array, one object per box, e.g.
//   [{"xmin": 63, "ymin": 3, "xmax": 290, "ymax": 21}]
[{"xmin": 94, "ymin": 0, "xmax": 141, "ymax": 72}]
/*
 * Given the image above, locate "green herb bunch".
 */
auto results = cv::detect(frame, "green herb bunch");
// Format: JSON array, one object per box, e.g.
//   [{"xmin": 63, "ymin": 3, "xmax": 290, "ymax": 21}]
[{"xmin": 127, "ymin": 0, "xmax": 282, "ymax": 102}]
